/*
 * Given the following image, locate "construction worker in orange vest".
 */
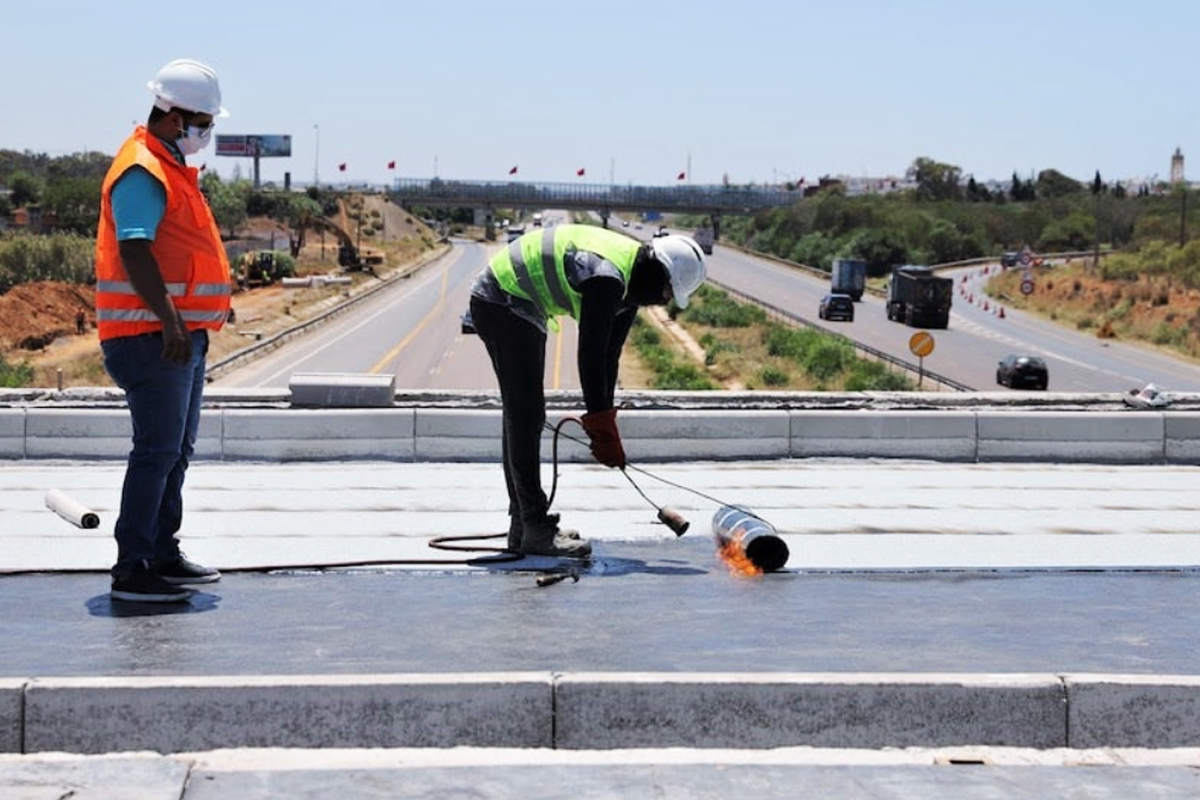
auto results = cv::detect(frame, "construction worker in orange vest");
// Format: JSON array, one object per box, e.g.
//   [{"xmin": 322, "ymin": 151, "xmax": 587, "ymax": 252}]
[{"xmin": 95, "ymin": 59, "xmax": 231, "ymax": 603}]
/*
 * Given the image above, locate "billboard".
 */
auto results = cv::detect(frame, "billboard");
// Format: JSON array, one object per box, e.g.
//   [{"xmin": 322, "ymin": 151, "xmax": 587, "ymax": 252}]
[{"xmin": 215, "ymin": 134, "xmax": 292, "ymax": 158}]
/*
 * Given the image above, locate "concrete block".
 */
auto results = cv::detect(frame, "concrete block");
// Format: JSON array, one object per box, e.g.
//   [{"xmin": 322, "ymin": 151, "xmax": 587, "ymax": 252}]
[
  {"xmin": 24, "ymin": 674, "xmax": 552, "ymax": 754},
  {"xmin": 22, "ymin": 408, "xmax": 222, "ymax": 460},
  {"xmin": 790, "ymin": 411, "xmax": 976, "ymax": 461},
  {"xmin": 221, "ymin": 409, "xmax": 414, "ymax": 461},
  {"xmin": 0, "ymin": 409, "xmax": 24, "ymax": 459},
  {"xmin": 977, "ymin": 412, "xmax": 1165, "ymax": 463},
  {"xmin": 554, "ymin": 673, "xmax": 1066, "ymax": 749},
  {"xmin": 1164, "ymin": 413, "xmax": 1200, "ymax": 464},
  {"xmin": 414, "ymin": 409, "xmax": 502, "ymax": 461},
  {"xmin": 289, "ymin": 372, "xmax": 396, "ymax": 408},
  {"xmin": 617, "ymin": 411, "xmax": 791, "ymax": 461},
  {"xmin": 0, "ymin": 679, "xmax": 22, "ymax": 753},
  {"xmin": 25, "ymin": 409, "xmax": 131, "ymax": 459},
  {"xmin": 1066, "ymin": 674, "xmax": 1200, "ymax": 748}
]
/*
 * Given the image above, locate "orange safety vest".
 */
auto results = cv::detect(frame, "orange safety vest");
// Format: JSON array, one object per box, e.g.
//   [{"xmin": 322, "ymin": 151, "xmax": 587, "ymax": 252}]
[{"xmin": 95, "ymin": 126, "xmax": 231, "ymax": 341}]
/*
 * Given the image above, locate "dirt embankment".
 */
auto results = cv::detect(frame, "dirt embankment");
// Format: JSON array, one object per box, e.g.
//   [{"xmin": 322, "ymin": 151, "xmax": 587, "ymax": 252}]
[
  {"xmin": 2, "ymin": 197, "xmax": 442, "ymax": 388},
  {"xmin": 0, "ymin": 282, "xmax": 95, "ymax": 351}
]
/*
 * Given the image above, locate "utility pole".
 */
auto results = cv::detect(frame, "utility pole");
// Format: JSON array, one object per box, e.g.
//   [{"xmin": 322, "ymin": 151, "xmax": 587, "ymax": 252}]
[{"xmin": 313, "ymin": 123, "xmax": 320, "ymax": 187}]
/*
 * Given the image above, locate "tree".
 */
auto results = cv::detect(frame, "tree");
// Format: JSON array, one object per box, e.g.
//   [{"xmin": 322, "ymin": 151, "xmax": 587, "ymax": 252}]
[
  {"xmin": 844, "ymin": 228, "xmax": 911, "ymax": 277},
  {"xmin": 41, "ymin": 176, "xmax": 101, "ymax": 235},
  {"xmin": 200, "ymin": 172, "xmax": 249, "ymax": 238},
  {"xmin": 1035, "ymin": 169, "xmax": 1083, "ymax": 199},
  {"xmin": 8, "ymin": 170, "xmax": 42, "ymax": 208},
  {"xmin": 1093, "ymin": 171, "xmax": 1105, "ymax": 195},
  {"xmin": 1010, "ymin": 171, "xmax": 1036, "ymax": 202},
  {"xmin": 911, "ymin": 157, "xmax": 962, "ymax": 202}
]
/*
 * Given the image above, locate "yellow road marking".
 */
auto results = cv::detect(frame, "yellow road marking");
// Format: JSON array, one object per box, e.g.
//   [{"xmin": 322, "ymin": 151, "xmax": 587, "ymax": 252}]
[{"xmin": 369, "ymin": 268, "xmax": 450, "ymax": 374}]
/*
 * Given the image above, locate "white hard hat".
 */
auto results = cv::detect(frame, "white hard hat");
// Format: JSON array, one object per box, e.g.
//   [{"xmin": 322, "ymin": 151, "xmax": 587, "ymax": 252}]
[
  {"xmin": 650, "ymin": 234, "xmax": 706, "ymax": 309},
  {"xmin": 148, "ymin": 58, "xmax": 228, "ymax": 118}
]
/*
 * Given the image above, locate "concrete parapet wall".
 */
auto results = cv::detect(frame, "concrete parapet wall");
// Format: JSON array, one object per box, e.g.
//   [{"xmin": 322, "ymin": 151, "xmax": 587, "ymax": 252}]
[
  {"xmin": 0, "ymin": 680, "xmax": 21, "ymax": 753},
  {"xmin": 555, "ymin": 673, "xmax": 1065, "ymax": 750},
  {"xmin": 977, "ymin": 412, "xmax": 1165, "ymax": 463},
  {"xmin": 1164, "ymin": 412, "xmax": 1200, "ymax": 463},
  {"xmin": 221, "ymin": 409, "xmax": 416, "ymax": 461},
  {"xmin": 791, "ymin": 411, "xmax": 977, "ymax": 461},
  {"xmin": 22, "ymin": 674, "xmax": 551, "ymax": 754},
  {"xmin": 7, "ymin": 672, "xmax": 1200, "ymax": 754},
  {"xmin": 0, "ymin": 406, "xmax": 1195, "ymax": 464},
  {"xmin": 1065, "ymin": 674, "xmax": 1200, "ymax": 749}
]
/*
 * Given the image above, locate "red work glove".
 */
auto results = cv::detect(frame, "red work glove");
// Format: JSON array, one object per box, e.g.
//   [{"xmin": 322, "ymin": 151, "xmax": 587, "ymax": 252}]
[{"xmin": 581, "ymin": 408, "xmax": 626, "ymax": 469}]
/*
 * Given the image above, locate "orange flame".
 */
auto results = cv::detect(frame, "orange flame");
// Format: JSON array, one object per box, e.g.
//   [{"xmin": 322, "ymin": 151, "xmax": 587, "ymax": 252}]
[{"xmin": 717, "ymin": 531, "xmax": 763, "ymax": 577}]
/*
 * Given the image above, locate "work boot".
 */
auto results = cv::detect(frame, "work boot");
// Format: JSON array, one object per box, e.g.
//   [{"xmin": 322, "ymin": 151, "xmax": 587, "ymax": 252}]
[
  {"xmin": 520, "ymin": 515, "xmax": 592, "ymax": 559},
  {"xmin": 507, "ymin": 517, "xmax": 522, "ymax": 552}
]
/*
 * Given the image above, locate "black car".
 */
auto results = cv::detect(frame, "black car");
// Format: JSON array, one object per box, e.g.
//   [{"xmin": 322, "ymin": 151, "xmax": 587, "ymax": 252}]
[
  {"xmin": 1000, "ymin": 251, "xmax": 1020, "ymax": 268},
  {"xmin": 996, "ymin": 354, "xmax": 1048, "ymax": 390},
  {"xmin": 818, "ymin": 293, "xmax": 855, "ymax": 322}
]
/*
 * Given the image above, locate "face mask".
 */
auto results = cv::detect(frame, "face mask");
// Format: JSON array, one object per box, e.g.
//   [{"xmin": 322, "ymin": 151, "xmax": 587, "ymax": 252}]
[
  {"xmin": 626, "ymin": 260, "xmax": 671, "ymax": 306},
  {"xmin": 176, "ymin": 124, "xmax": 213, "ymax": 156}
]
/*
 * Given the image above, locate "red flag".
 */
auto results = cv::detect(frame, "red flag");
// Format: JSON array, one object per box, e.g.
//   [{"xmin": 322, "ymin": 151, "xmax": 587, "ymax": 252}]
[
  {"xmin": 338, "ymin": 163, "xmax": 347, "ymax": 172},
  {"xmin": 508, "ymin": 165, "xmax": 518, "ymax": 175},
  {"xmin": 387, "ymin": 160, "xmax": 396, "ymax": 170},
  {"xmin": 676, "ymin": 171, "xmax": 686, "ymax": 181},
  {"xmin": 576, "ymin": 167, "xmax": 586, "ymax": 176},
  {"xmin": 199, "ymin": 163, "xmax": 207, "ymax": 172}
]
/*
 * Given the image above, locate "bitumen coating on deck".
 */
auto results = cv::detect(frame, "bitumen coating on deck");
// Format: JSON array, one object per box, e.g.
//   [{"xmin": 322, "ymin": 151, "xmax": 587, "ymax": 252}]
[{"xmin": 3, "ymin": 458, "xmax": 1200, "ymax": 797}]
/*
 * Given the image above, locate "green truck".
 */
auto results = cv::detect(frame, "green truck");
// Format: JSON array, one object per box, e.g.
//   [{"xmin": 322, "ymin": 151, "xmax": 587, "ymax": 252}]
[{"xmin": 886, "ymin": 264, "xmax": 952, "ymax": 329}]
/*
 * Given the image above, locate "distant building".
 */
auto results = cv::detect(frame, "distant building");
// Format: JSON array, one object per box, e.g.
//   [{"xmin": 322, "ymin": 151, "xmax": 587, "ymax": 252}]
[{"xmin": 1171, "ymin": 147, "xmax": 1185, "ymax": 185}]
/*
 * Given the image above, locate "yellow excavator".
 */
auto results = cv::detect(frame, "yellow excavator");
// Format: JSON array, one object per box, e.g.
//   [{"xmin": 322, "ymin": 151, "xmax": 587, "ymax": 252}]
[{"xmin": 293, "ymin": 216, "xmax": 384, "ymax": 272}]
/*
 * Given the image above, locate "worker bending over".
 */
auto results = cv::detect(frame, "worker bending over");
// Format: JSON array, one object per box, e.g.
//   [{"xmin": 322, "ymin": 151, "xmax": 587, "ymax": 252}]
[{"xmin": 468, "ymin": 224, "xmax": 706, "ymax": 558}]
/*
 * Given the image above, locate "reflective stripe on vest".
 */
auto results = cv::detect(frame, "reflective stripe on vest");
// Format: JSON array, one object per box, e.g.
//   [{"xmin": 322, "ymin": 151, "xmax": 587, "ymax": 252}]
[
  {"xmin": 97, "ymin": 308, "xmax": 229, "ymax": 323},
  {"xmin": 96, "ymin": 280, "xmax": 231, "ymax": 297}
]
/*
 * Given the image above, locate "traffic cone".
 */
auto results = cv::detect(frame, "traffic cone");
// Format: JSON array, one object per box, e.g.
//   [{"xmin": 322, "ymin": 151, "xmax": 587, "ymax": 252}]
[
  {"xmin": 983, "ymin": 301, "xmax": 989, "ymax": 312},
  {"xmin": 999, "ymin": 307, "xmax": 1006, "ymax": 319}
]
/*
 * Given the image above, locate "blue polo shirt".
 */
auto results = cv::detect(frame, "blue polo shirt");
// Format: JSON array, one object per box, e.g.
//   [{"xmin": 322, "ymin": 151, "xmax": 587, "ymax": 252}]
[{"xmin": 109, "ymin": 135, "xmax": 184, "ymax": 242}]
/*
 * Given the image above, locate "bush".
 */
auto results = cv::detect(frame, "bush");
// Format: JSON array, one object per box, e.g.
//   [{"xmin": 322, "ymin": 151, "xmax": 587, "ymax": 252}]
[
  {"xmin": 844, "ymin": 360, "xmax": 913, "ymax": 391},
  {"xmin": 682, "ymin": 285, "xmax": 766, "ymax": 327},
  {"xmin": 763, "ymin": 324, "xmax": 821, "ymax": 360},
  {"xmin": 0, "ymin": 355, "xmax": 33, "ymax": 388},
  {"xmin": 0, "ymin": 232, "xmax": 94, "ymax": 292},
  {"xmin": 803, "ymin": 339, "xmax": 854, "ymax": 381},
  {"xmin": 758, "ymin": 365, "xmax": 790, "ymax": 386}
]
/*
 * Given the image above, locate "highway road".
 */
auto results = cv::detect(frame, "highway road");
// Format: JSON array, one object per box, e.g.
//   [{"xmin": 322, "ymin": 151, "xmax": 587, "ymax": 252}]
[
  {"xmin": 703, "ymin": 243, "xmax": 1200, "ymax": 393},
  {"xmin": 213, "ymin": 225, "xmax": 1200, "ymax": 394},
  {"xmin": 213, "ymin": 238, "xmax": 583, "ymax": 392}
]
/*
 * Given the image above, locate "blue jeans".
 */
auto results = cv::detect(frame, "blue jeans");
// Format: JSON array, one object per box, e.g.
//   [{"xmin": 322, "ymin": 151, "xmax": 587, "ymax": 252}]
[{"xmin": 101, "ymin": 330, "xmax": 209, "ymax": 576}]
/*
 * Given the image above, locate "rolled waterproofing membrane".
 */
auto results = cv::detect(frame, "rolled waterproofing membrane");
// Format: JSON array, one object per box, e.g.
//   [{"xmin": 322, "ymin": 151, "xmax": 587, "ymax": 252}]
[
  {"xmin": 711, "ymin": 504, "xmax": 789, "ymax": 572},
  {"xmin": 45, "ymin": 489, "xmax": 100, "ymax": 529}
]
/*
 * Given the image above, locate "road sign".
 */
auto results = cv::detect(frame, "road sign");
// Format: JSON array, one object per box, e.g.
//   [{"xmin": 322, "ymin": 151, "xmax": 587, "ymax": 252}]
[
  {"xmin": 1021, "ymin": 277, "xmax": 1035, "ymax": 296},
  {"xmin": 1019, "ymin": 247, "xmax": 1034, "ymax": 268},
  {"xmin": 909, "ymin": 331, "xmax": 935, "ymax": 358}
]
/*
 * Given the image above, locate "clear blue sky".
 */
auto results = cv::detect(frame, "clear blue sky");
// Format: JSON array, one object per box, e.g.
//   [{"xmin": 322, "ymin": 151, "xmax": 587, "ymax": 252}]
[{"xmin": 4, "ymin": 0, "xmax": 1197, "ymax": 187}]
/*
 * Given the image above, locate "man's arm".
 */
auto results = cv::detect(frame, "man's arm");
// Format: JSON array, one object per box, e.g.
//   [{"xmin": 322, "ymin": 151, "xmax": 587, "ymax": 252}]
[{"xmin": 576, "ymin": 276, "xmax": 625, "ymax": 413}]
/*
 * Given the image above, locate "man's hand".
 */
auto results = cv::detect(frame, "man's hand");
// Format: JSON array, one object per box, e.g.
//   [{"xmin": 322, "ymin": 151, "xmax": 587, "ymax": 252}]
[
  {"xmin": 581, "ymin": 408, "xmax": 626, "ymax": 469},
  {"xmin": 160, "ymin": 316, "xmax": 192, "ymax": 365}
]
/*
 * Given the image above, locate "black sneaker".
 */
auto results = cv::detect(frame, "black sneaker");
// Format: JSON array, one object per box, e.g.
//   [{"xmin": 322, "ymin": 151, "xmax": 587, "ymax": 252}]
[
  {"xmin": 111, "ymin": 561, "xmax": 193, "ymax": 603},
  {"xmin": 154, "ymin": 555, "xmax": 221, "ymax": 585}
]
